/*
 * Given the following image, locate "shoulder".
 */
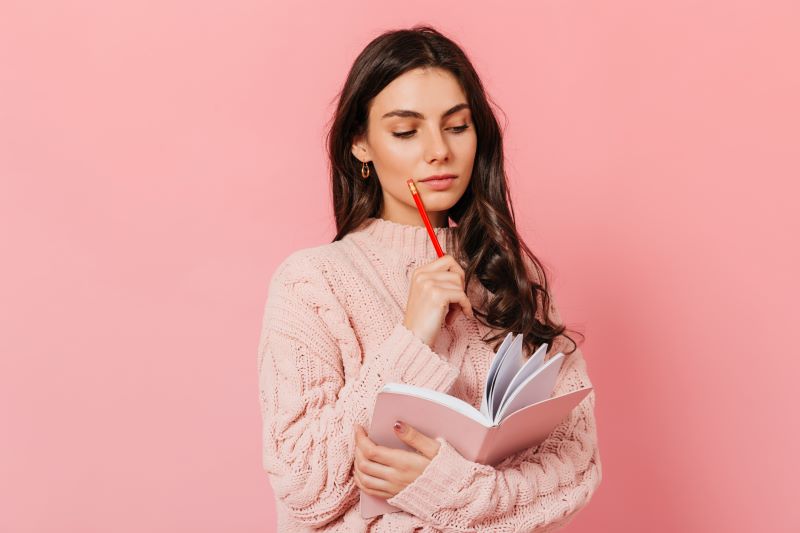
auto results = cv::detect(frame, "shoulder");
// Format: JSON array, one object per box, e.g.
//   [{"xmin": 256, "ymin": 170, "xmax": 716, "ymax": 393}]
[
  {"xmin": 270, "ymin": 240, "xmax": 350, "ymax": 283},
  {"xmin": 265, "ymin": 239, "xmax": 362, "ymax": 307}
]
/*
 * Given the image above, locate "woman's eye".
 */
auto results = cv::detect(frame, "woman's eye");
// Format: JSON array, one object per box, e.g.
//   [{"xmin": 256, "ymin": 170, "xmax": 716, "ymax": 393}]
[{"xmin": 392, "ymin": 124, "xmax": 471, "ymax": 139}]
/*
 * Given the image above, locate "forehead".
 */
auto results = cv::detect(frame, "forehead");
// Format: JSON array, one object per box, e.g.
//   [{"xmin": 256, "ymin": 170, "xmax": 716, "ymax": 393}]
[{"xmin": 369, "ymin": 68, "xmax": 467, "ymax": 119}]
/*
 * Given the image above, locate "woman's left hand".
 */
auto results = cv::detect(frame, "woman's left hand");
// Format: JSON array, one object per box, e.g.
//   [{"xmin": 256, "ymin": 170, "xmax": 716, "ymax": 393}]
[{"xmin": 353, "ymin": 421, "xmax": 441, "ymax": 500}]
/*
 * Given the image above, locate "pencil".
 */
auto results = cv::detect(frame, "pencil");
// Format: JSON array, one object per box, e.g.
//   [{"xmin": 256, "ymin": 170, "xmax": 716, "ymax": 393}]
[{"xmin": 406, "ymin": 178, "xmax": 445, "ymax": 257}]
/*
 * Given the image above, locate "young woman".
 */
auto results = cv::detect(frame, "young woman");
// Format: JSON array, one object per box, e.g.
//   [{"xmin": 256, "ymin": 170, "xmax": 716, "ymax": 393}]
[{"xmin": 258, "ymin": 25, "xmax": 602, "ymax": 532}]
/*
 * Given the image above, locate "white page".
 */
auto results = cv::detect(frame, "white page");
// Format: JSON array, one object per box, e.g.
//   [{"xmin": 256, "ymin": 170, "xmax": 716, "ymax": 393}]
[
  {"xmin": 481, "ymin": 333, "xmax": 516, "ymax": 418},
  {"xmin": 495, "ymin": 352, "xmax": 565, "ymax": 423},
  {"xmin": 495, "ymin": 342, "xmax": 549, "ymax": 420},
  {"xmin": 479, "ymin": 332, "xmax": 515, "ymax": 419},
  {"xmin": 488, "ymin": 334, "xmax": 525, "ymax": 418},
  {"xmin": 381, "ymin": 382, "xmax": 491, "ymax": 426},
  {"xmin": 485, "ymin": 333, "xmax": 516, "ymax": 401}
]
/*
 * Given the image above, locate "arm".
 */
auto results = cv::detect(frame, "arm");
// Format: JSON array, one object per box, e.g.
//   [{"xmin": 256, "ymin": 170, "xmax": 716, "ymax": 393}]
[
  {"xmin": 386, "ymin": 302, "xmax": 602, "ymax": 532},
  {"xmin": 257, "ymin": 252, "xmax": 460, "ymax": 528}
]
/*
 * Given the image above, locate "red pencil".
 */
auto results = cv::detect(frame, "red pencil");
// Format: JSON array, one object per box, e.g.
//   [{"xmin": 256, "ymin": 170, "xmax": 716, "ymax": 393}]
[{"xmin": 406, "ymin": 178, "xmax": 445, "ymax": 257}]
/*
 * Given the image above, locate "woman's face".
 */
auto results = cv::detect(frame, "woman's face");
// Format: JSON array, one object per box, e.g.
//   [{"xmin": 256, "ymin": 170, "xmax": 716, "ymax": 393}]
[{"xmin": 351, "ymin": 67, "xmax": 477, "ymax": 227}]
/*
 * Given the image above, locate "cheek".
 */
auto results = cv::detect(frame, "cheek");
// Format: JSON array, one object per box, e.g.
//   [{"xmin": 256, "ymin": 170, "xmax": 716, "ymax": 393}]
[
  {"xmin": 372, "ymin": 140, "xmax": 421, "ymax": 195},
  {"xmin": 454, "ymin": 131, "xmax": 478, "ymax": 155},
  {"xmin": 380, "ymin": 142, "xmax": 421, "ymax": 169}
]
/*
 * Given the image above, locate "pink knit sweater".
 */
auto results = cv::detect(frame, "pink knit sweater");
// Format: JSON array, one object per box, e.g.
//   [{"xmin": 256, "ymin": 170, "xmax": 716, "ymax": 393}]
[{"xmin": 257, "ymin": 217, "xmax": 602, "ymax": 532}]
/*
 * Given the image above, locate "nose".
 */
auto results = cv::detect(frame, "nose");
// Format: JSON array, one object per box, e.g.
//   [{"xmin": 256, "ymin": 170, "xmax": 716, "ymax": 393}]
[{"xmin": 424, "ymin": 127, "xmax": 451, "ymax": 164}]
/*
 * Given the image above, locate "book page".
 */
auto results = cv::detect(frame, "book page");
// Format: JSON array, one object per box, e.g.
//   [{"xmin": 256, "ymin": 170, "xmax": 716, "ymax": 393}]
[
  {"xmin": 488, "ymin": 333, "xmax": 526, "ymax": 418},
  {"xmin": 495, "ymin": 352, "xmax": 565, "ymax": 423},
  {"xmin": 479, "ymin": 332, "xmax": 515, "ymax": 419},
  {"xmin": 494, "ymin": 341, "xmax": 549, "ymax": 421},
  {"xmin": 381, "ymin": 382, "xmax": 490, "ymax": 426}
]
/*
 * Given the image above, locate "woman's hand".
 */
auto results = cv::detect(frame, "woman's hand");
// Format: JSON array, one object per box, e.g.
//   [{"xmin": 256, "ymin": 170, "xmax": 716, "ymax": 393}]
[
  {"xmin": 403, "ymin": 254, "xmax": 475, "ymax": 347},
  {"xmin": 353, "ymin": 422, "xmax": 441, "ymax": 500}
]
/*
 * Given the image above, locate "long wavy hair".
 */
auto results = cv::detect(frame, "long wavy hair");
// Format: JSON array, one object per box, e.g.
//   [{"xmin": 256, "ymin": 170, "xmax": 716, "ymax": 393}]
[{"xmin": 324, "ymin": 25, "xmax": 582, "ymax": 358}]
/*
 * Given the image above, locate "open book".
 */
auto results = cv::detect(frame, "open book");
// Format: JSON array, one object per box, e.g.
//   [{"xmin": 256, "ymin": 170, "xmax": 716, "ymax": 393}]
[{"xmin": 359, "ymin": 332, "xmax": 593, "ymax": 519}]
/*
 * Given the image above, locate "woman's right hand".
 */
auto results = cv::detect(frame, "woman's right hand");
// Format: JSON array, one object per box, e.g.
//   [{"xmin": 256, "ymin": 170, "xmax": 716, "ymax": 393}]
[{"xmin": 403, "ymin": 254, "xmax": 475, "ymax": 347}]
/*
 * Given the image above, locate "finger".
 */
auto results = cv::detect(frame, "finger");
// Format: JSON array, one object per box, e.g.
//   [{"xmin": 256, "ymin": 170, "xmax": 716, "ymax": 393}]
[
  {"xmin": 356, "ymin": 441, "xmax": 388, "ymax": 474},
  {"xmin": 441, "ymin": 254, "xmax": 466, "ymax": 280},
  {"xmin": 459, "ymin": 292, "xmax": 475, "ymax": 318},
  {"xmin": 415, "ymin": 253, "xmax": 452, "ymax": 272},
  {"xmin": 444, "ymin": 301, "xmax": 469, "ymax": 326},
  {"xmin": 428, "ymin": 280, "xmax": 464, "ymax": 292},
  {"xmin": 355, "ymin": 427, "xmax": 380, "ymax": 467},
  {"xmin": 445, "ymin": 305, "xmax": 458, "ymax": 326},
  {"xmin": 360, "ymin": 485, "xmax": 394, "ymax": 499},
  {"xmin": 420, "ymin": 254, "xmax": 465, "ymax": 276},
  {"xmin": 354, "ymin": 466, "xmax": 395, "ymax": 498},
  {"xmin": 417, "ymin": 278, "xmax": 466, "ymax": 298},
  {"xmin": 354, "ymin": 425, "xmax": 372, "ymax": 455},
  {"xmin": 355, "ymin": 449, "xmax": 395, "ymax": 480},
  {"xmin": 355, "ymin": 424, "xmax": 371, "ymax": 444},
  {"xmin": 358, "ymin": 435, "xmax": 411, "ymax": 468},
  {"xmin": 434, "ymin": 286, "xmax": 474, "ymax": 319},
  {"xmin": 413, "ymin": 269, "xmax": 465, "ymax": 288},
  {"xmin": 354, "ymin": 450, "xmax": 405, "ymax": 498},
  {"xmin": 393, "ymin": 421, "xmax": 441, "ymax": 459}
]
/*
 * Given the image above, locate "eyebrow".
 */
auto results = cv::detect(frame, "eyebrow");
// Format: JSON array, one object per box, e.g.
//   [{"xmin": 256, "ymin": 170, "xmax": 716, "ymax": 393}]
[{"xmin": 381, "ymin": 103, "xmax": 470, "ymax": 120}]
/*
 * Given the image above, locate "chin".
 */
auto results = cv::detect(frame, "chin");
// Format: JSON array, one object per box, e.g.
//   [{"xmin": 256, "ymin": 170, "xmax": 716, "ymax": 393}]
[{"xmin": 423, "ymin": 196, "xmax": 461, "ymax": 212}]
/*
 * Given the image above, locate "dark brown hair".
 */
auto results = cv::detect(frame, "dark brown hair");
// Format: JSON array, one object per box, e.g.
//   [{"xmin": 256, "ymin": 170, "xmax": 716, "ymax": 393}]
[{"xmin": 324, "ymin": 24, "xmax": 582, "ymax": 358}]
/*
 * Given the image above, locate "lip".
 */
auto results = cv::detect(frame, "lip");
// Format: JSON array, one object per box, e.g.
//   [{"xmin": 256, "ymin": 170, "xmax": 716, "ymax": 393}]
[
  {"xmin": 418, "ymin": 175, "xmax": 457, "ymax": 191},
  {"xmin": 419, "ymin": 174, "xmax": 457, "ymax": 182}
]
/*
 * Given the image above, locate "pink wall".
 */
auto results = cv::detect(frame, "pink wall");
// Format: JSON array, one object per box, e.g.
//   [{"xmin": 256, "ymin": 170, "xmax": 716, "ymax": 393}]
[{"xmin": 1, "ymin": 1, "xmax": 797, "ymax": 531}]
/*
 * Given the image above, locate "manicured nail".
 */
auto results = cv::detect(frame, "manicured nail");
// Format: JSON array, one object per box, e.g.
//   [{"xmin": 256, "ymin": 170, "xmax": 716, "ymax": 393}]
[{"xmin": 393, "ymin": 421, "xmax": 405, "ymax": 433}]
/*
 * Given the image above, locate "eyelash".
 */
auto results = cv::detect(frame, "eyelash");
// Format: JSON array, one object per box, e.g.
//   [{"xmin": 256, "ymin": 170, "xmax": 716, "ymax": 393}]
[{"xmin": 392, "ymin": 124, "xmax": 471, "ymax": 139}]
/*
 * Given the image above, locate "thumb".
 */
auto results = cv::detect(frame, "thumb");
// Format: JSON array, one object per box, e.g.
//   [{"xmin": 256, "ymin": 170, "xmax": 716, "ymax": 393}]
[
  {"xmin": 393, "ymin": 420, "xmax": 440, "ymax": 459},
  {"xmin": 445, "ymin": 304, "xmax": 459, "ymax": 326}
]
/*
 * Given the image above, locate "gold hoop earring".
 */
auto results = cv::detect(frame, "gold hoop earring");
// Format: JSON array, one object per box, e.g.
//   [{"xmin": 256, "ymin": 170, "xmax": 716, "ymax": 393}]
[{"xmin": 361, "ymin": 161, "xmax": 370, "ymax": 179}]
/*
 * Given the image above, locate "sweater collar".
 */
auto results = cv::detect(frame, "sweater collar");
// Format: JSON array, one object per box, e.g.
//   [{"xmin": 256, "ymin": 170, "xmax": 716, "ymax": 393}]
[{"xmin": 351, "ymin": 216, "xmax": 457, "ymax": 262}]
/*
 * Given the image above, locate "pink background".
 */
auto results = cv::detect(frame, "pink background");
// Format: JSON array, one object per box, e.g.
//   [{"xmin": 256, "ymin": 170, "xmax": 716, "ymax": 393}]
[{"xmin": 1, "ymin": 1, "xmax": 798, "ymax": 531}]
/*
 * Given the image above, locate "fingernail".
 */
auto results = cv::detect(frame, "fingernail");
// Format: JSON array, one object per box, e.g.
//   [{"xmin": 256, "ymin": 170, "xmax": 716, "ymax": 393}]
[{"xmin": 393, "ymin": 421, "xmax": 405, "ymax": 434}]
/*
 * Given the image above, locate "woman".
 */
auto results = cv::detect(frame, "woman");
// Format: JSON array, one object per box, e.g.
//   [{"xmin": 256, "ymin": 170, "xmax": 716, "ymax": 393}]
[{"xmin": 258, "ymin": 25, "xmax": 602, "ymax": 532}]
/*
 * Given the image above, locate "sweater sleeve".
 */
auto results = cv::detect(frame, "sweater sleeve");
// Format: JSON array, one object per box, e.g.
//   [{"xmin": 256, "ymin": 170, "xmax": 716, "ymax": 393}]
[
  {"xmin": 257, "ymin": 252, "xmax": 461, "ymax": 528},
  {"xmin": 385, "ymin": 300, "xmax": 602, "ymax": 532}
]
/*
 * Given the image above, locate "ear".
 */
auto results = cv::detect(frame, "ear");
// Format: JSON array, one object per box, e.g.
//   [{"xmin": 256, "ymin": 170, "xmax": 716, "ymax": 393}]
[{"xmin": 351, "ymin": 134, "xmax": 370, "ymax": 163}]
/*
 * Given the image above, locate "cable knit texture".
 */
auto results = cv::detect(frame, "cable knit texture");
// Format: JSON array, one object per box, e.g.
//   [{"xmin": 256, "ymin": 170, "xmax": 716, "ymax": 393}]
[{"xmin": 257, "ymin": 217, "xmax": 602, "ymax": 532}]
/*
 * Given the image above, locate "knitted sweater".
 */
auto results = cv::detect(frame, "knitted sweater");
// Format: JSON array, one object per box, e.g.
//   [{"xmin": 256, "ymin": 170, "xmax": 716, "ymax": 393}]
[{"xmin": 257, "ymin": 216, "xmax": 602, "ymax": 532}]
